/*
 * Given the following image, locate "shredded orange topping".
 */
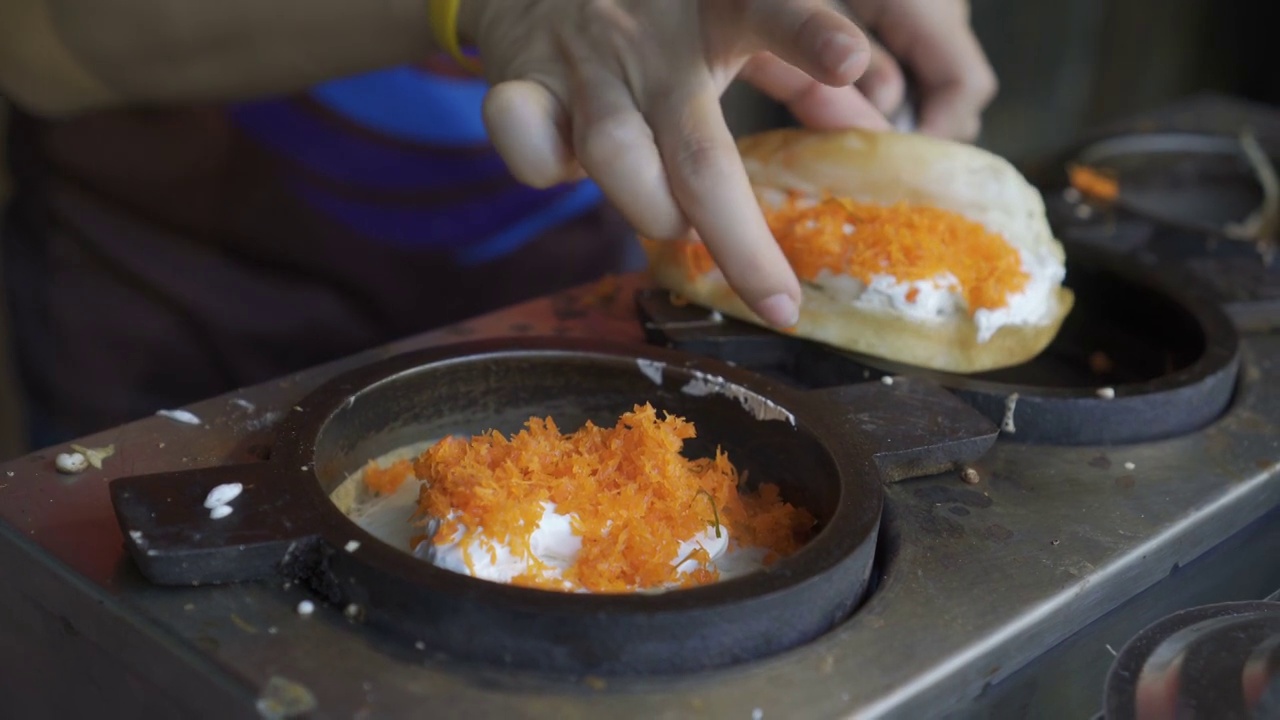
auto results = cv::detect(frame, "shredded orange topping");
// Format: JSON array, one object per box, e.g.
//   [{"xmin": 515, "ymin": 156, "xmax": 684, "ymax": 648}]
[
  {"xmin": 411, "ymin": 404, "xmax": 814, "ymax": 593},
  {"xmin": 679, "ymin": 194, "xmax": 1029, "ymax": 313},
  {"xmin": 362, "ymin": 458, "xmax": 415, "ymax": 495},
  {"xmin": 1068, "ymin": 164, "xmax": 1120, "ymax": 202}
]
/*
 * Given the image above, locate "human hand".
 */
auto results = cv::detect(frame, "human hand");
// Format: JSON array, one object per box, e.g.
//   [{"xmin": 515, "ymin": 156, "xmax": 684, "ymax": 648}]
[
  {"xmin": 847, "ymin": 0, "xmax": 997, "ymax": 141},
  {"xmin": 461, "ymin": 0, "xmax": 886, "ymax": 328},
  {"xmin": 738, "ymin": 1, "xmax": 996, "ymax": 142}
]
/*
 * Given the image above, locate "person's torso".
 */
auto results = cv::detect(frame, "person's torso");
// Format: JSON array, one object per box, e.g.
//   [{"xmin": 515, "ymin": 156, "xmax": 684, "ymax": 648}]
[{"xmin": 3, "ymin": 60, "xmax": 635, "ymax": 439}]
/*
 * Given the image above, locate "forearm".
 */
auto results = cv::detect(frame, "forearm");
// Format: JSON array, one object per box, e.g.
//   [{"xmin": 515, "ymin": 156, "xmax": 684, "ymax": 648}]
[{"xmin": 0, "ymin": 0, "xmax": 440, "ymax": 116}]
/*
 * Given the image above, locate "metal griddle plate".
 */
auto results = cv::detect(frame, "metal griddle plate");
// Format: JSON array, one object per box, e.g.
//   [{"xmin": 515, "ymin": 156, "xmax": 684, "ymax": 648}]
[
  {"xmin": 5, "ymin": 95, "xmax": 1280, "ymax": 720},
  {"xmin": 107, "ymin": 338, "xmax": 997, "ymax": 677}
]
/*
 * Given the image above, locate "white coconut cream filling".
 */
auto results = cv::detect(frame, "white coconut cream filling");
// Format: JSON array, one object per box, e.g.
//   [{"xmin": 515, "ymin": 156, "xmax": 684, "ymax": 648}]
[
  {"xmin": 971, "ymin": 245, "xmax": 1065, "ymax": 343},
  {"xmin": 423, "ymin": 501, "xmax": 741, "ymax": 590},
  {"xmin": 697, "ymin": 189, "xmax": 1066, "ymax": 343},
  {"xmin": 809, "ymin": 243, "xmax": 1064, "ymax": 344}
]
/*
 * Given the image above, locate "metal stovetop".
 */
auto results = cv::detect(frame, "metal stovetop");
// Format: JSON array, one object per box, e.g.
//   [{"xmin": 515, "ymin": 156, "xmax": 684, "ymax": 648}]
[{"xmin": 2, "ymin": 95, "xmax": 1280, "ymax": 720}]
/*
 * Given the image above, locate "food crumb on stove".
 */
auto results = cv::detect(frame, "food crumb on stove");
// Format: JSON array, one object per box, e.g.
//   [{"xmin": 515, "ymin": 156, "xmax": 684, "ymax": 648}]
[
  {"xmin": 4, "ymin": 471, "xmax": 11, "ymax": 477},
  {"xmin": 300, "ymin": 465, "xmax": 309, "ymax": 472},
  {"xmin": 880, "ymin": 375, "xmax": 895, "ymax": 386},
  {"xmin": 343, "ymin": 603, "xmax": 361, "ymax": 619},
  {"xmin": 1001, "ymin": 393, "xmax": 1020, "ymax": 434},
  {"xmin": 583, "ymin": 676, "xmax": 607, "ymax": 691},
  {"xmin": 230, "ymin": 614, "xmax": 258, "ymax": 634},
  {"xmin": 1124, "ymin": 462, "xmax": 1136, "ymax": 471},
  {"xmin": 1062, "ymin": 187, "xmax": 1083, "ymax": 203},
  {"xmin": 1096, "ymin": 387, "xmax": 1116, "ymax": 400},
  {"xmin": 268, "ymin": 626, "xmax": 278, "ymax": 635},
  {"xmin": 156, "ymin": 408, "xmax": 202, "ymax": 425},
  {"xmin": 1067, "ymin": 164, "xmax": 1120, "ymax": 202},
  {"xmin": 71, "ymin": 443, "xmax": 115, "ymax": 470},
  {"xmin": 414, "ymin": 641, "xmax": 426, "ymax": 651},
  {"xmin": 1073, "ymin": 203, "xmax": 1094, "ymax": 220},
  {"xmin": 344, "ymin": 540, "xmax": 361, "ymax": 553},
  {"xmin": 1051, "ymin": 539, "xmax": 1060, "ymax": 546},
  {"xmin": 961, "ymin": 467, "xmax": 981, "ymax": 485},
  {"xmin": 1106, "ymin": 643, "xmax": 1118, "ymax": 656},
  {"xmin": 293, "ymin": 405, "xmax": 304, "ymax": 412},
  {"xmin": 203, "ymin": 483, "xmax": 244, "ymax": 509},
  {"xmin": 296, "ymin": 600, "xmax": 315, "ymax": 616},
  {"xmin": 209, "ymin": 504, "xmax": 234, "ymax": 520},
  {"xmin": 128, "ymin": 530, "xmax": 146, "ymax": 547},
  {"xmin": 55, "ymin": 452, "xmax": 88, "ymax": 474}
]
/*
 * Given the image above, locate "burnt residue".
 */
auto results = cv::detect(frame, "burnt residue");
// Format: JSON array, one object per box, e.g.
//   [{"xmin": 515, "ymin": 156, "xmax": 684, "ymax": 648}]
[
  {"xmin": 278, "ymin": 539, "xmax": 343, "ymax": 605},
  {"xmin": 245, "ymin": 444, "xmax": 273, "ymax": 462},
  {"xmin": 256, "ymin": 676, "xmax": 319, "ymax": 720},
  {"xmin": 905, "ymin": 504, "xmax": 966, "ymax": 540},
  {"xmin": 982, "ymin": 524, "xmax": 1015, "ymax": 543}
]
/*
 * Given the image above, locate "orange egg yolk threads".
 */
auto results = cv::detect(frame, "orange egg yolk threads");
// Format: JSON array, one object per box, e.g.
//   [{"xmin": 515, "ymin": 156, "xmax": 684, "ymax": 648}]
[
  {"xmin": 1068, "ymin": 164, "xmax": 1120, "ymax": 202},
  {"xmin": 411, "ymin": 403, "xmax": 815, "ymax": 593},
  {"xmin": 680, "ymin": 195, "xmax": 1031, "ymax": 314},
  {"xmin": 362, "ymin": 458, "xmax": 415, "ymax": 495}
]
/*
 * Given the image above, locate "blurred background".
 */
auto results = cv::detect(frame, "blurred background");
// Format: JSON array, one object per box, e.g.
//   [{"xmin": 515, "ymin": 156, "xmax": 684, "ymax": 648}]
[{"xmin": 0, "ymin": 0, "xmax": 1276, "ymax": 460}]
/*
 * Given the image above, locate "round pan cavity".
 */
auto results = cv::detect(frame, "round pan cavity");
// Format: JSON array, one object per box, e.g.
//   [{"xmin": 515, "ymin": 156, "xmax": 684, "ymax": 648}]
[
  {"xmin": 110, "ymin": 338, "xmax": 998, "ymax": 675},
  {"xmin": 1073, "ymin": 132, "xmax": 1266, "ymax": 235}
]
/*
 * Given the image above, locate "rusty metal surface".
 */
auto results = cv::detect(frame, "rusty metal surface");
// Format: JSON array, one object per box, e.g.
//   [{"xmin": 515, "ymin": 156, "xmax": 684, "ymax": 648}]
[{"xmin": 2, "ymin": 272, "xmax": 1280, "ymax": 719}]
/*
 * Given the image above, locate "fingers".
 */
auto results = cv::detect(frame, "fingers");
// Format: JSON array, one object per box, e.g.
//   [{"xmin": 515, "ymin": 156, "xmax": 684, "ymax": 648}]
[
  {"xmin": 741, "ymin": 53, "xmax": 891, "ymax": 131},
  {"xmin": 740, "ymin": 0, "xmax": 873, "ymax": 87},
  {"xmin": 483, "ymin": 80, "xmax": 580, "ymax": 188},
  {"xmin": 877, "ymin": 5, "xmax": 997, "ymax": 140},
  {"xmin": 913, "ymin": 28, "xmax": 996, "ymax": 141},
  {"xmin": 856, "ymin": 40, "xmax": 906, "ymax": 116},
  {"xmin": 649, "ymin": 82, "xmax": 801, "ymax": 327},
  {"xmin": 570, "ymin": 65, "xmax": 687, "ymax": 241}
]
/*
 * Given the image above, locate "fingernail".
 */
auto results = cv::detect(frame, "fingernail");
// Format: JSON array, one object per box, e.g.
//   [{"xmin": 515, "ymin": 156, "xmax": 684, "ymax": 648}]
[
  {"xmin": 820, "ymin": 34, "xmax": 865, "ymax": 78},
  {"xmin": 757, "ymin": 293, "xmax": 800, "ymax": 329}
]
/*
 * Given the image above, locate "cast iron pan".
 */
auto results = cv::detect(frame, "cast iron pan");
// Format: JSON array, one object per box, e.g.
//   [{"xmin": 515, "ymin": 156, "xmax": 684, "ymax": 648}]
[
  {"xmin": 1104, "ymin": 601, "xmax": 1280, "ymax": 720},
  {"xmin": 1047, "ymin": 131, "xmax": 1280, "ymax": 334},
  {"xmin": 638, "ymin": 243, "xmax": 1241, "ymax": 446},
  {"xmin": 109, "ymin": 338, "xmax": 998, "ymax": 676}
]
